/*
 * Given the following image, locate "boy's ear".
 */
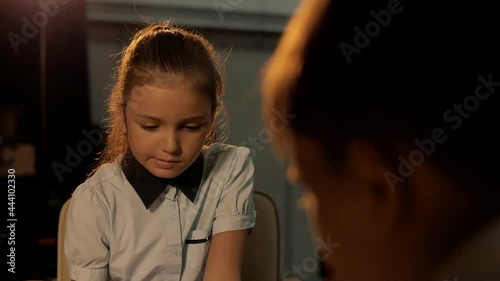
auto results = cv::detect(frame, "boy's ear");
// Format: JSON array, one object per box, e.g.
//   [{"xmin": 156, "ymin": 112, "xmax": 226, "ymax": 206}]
[
  {"xmin": 346, "ymin": 141, "xmax": 389, "ymax": 185},
  {"xmin": 115, "ymin": 105, "xmax": 127, "ymax": 135},
  {"xmin": 345, "ymin": 140, "xmax": 403, "ymax": 237}
]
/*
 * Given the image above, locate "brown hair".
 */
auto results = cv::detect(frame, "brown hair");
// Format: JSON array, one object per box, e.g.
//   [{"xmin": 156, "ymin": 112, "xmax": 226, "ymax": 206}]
[
  {"xmin": 261, "ymin": 0, "xmax": 500, "ymax": 196},
  {"xmin": 90, "ymin": 20, "xmax": 227, "ymax": 176}
]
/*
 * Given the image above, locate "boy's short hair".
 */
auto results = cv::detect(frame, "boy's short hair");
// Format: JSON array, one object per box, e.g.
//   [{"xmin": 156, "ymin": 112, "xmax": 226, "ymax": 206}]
[{"xmin": 271, "ymin": 0, "xmax": 500, "ymax": 194}]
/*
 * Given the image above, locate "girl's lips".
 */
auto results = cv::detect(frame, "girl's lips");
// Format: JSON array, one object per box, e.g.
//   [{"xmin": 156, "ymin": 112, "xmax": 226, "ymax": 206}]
[
  {"xmin": 157, "ymin": 159, "xmax": 180, "ymax": 162},
  {"xmin": 155, "ymin": 158, "xmax": 180, "ymax": 169}
]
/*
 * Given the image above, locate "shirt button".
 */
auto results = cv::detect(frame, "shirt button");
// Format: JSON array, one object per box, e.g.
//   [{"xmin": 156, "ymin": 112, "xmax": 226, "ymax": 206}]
[
  {"xmin": 168, "ymin": 202, "xmax": 175, "ymax": 209},
  {"xmin": 169, "ymin": 248, "xmax": 180, "ymax": 257}
]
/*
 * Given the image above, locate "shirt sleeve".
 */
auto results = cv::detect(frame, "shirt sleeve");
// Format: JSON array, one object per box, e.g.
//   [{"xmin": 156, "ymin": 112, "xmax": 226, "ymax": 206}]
[
  {"xmin": 212, "ymin": 146, "xmax": 257, "ymax": 236},
  {"xmin": 65, "ymin": 184, "xmax": 110, "ymax": 281}
]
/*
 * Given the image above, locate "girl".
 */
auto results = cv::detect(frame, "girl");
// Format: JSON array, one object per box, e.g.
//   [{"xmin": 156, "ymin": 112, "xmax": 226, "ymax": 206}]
[{"xmin": 65, "ymin": 20, "xmax": 256, "ymax": 281}]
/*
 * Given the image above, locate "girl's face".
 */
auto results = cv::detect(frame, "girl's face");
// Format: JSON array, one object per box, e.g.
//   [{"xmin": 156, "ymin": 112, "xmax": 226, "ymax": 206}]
[{"xmin": 122, "ymin": 74, "xmax": 213, "ymax": 179}]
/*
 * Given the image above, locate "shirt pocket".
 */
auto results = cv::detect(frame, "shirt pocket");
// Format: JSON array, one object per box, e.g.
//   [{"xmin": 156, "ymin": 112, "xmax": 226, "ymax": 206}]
[{"xmin": 182, "ymin": 229, "xmax": 212, "ymax": 280}]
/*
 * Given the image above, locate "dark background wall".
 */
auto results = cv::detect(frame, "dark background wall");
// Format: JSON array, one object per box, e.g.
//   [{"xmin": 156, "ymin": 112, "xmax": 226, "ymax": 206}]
[{"xmin": 1, "ymin": 0, "xmax": 96, "ymax": 279}]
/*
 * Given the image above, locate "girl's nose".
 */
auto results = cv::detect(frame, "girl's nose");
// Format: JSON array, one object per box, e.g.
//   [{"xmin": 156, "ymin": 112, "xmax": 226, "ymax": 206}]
[{"xmin": 161, "ymin": 132, "xmax": 180, "ymax": 154}]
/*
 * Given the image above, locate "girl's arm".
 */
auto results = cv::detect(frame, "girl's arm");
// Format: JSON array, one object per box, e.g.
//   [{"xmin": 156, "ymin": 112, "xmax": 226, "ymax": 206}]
[
  {"xmin": 203, "ymin": 229, "xmax": 250, "ymax": 281},
  {"xmin": 203, "ymin": 146, "xmax": 256, "ymax": 281}
]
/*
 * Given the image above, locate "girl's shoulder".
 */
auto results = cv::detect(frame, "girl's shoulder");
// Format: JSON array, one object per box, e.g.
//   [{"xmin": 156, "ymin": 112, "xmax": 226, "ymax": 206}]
[
  {"xmin": 202, "ymin": 142, "xmax": 252, "ymax": 162},
  {"xmin": 73, "ymin": 158, "xmax": 125, "ymax": 198},
  {"xmin": 201, "ymin": 143, "xmax": 254, "ymax": 180}
]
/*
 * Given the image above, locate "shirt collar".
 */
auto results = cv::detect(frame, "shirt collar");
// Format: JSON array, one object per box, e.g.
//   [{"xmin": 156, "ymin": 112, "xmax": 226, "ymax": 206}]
[{"xmin": 121, "ymin": 152, "xmax": 204, "ymax": 209}]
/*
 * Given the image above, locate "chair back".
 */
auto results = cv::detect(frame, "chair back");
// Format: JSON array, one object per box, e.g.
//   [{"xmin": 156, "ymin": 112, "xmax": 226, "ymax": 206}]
[
  {"xmin": 241, "ymin": 191, "xmax": 280, "ymax": 281},
  {"xmin": 57, "ymin": 198, "xmax": 71, "ymax": 281}
]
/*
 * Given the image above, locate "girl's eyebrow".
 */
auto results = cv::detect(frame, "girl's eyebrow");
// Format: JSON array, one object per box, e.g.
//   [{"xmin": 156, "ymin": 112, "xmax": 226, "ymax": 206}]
[
  {"xmin": 135, "ymin": 114, "xmax": 161, "ymax": 122},
  {"xmin": 179, "ymin": 115, "xmax": 208, "ymax": 123},
  {"xmin": 135, "ymin": 114, "xmax": 208, "ymax": 123}
]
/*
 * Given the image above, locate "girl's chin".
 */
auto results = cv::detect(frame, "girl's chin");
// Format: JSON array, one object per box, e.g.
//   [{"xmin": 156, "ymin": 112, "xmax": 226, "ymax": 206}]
[{"xmin": 149, "ymin": 167, "xmax": 182, "ymax": 179}]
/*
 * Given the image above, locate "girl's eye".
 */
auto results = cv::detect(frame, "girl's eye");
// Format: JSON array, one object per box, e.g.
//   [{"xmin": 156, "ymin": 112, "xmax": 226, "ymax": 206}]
[
  {"xmin": 141, "ymin": 125, "xmax": 159, "ymax": 131},
  {"xmin": 184, "ymin": 125, "xmax": 202, "ymax": 131}
]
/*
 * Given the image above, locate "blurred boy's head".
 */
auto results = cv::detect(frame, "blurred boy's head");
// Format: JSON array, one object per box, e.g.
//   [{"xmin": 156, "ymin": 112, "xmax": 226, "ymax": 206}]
[{"xmin": 261, "ymin": 0, "xmax": 500, "ymax": 280}]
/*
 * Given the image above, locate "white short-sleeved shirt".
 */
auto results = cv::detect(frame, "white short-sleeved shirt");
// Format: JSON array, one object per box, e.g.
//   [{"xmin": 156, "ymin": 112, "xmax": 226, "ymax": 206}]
[{"xmin": 64, "ymin": 143, "xmax": 256, "ymax": 281}]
